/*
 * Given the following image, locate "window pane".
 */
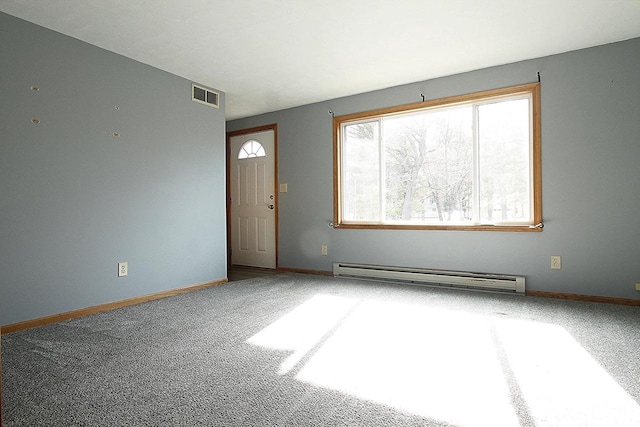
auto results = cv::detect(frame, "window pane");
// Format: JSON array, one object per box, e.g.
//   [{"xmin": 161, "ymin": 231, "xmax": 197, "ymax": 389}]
[
  {"xmin": 238, "ymin": 140, "xmax": 266, "ymax": 159},
  {"xmin": 478, "ymin": 98, "xmax": 531, "ymax": 223},
  {"xmin": 342, "ymin": 121, "xmax": 380, "ymax": 221},
  {"xmin": 383, "ymin": 106, "xmax": 473, "ymax": 223}
]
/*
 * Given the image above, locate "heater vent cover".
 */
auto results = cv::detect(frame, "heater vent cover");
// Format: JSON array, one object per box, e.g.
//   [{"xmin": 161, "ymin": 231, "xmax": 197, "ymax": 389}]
[
  {"xmin": 333, "ymin": 262, "xmax": 525, "ymax": 295},
  {"xmin": 192, "ymin": 83, "xmax": 220, "ymax": 108}
]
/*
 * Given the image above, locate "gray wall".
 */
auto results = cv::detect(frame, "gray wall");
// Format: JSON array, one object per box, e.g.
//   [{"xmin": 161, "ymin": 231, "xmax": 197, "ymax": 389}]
[
  {"xmin": 1, "ymin": 13, "xmax": 227, "ymax": 325},
  {"xmin": 228, "ymin": 37, "xmax": 640, "ymax": 300}
]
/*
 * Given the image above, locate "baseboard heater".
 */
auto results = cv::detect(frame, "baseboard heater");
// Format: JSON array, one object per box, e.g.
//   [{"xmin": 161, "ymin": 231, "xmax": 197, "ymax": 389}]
[{"xmin": 333, "ymin": 262, "xmax": 525, "ymax": 295}]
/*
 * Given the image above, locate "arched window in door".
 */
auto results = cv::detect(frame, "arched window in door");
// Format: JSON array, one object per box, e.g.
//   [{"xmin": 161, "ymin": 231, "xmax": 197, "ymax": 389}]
[{"xmin": 238, "ymin": 140, "xmax": 266, "ymax": 159}]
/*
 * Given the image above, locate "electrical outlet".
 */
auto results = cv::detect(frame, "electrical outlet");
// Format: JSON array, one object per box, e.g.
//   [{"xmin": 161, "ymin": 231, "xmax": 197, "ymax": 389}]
[
  {"xmin": 635, "ymin": 283, "xmax": 640, "ymax": 291},
  {"xmin": 321, "ymin": 245, "xmax": 328, "ymax": 256},
  {"xmin": 551, "ymin": 256, "xmax": 562, "ymax": 270},
  {"xmin": 118, "ymin": 261, "xmax": 128, "ymax": 277}
]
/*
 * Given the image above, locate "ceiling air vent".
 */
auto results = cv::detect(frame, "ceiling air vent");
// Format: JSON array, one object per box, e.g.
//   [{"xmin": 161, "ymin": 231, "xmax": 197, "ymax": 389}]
[{"xmin": 192, "ymin": 83, "xmax": 220, "ymax": 108}]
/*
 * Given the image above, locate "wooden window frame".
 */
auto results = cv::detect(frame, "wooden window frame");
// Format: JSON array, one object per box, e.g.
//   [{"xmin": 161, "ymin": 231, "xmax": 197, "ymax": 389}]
[{"xmin": 333, "ymin": 83, "xmax": 542, "ymax": 232}]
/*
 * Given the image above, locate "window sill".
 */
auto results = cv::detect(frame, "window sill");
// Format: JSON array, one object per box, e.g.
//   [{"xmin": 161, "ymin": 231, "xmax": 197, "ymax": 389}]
[{"xmin": 334, "ymin": 223, "xmax": 543, "ymax": 232}]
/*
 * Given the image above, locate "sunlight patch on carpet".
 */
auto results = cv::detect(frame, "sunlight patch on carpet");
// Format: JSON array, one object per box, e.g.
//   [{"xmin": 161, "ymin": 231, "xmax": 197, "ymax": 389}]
[
  {"xmin": 248, "ymin": 292, "xmax": 640, "ymax": 426},
  {"xmin": 294, "ymin": 299, "xmax": 518, "ymax": 426},
  {"xmin": 495, "ymin": 319, "xmax": 640, "ymax": 426},
  {"xmin": 247, "ymin": 294, "xmax": 359, "ymax": 374}
]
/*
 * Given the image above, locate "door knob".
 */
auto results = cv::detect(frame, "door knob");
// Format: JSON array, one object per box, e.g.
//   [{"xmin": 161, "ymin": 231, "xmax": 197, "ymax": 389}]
[{"xmin": 268, "ymin": 204, "xmax": 274, "ymax": 210}]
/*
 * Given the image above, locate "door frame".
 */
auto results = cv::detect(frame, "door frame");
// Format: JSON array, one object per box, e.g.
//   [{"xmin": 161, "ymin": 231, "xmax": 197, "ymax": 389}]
[{"xmin": 226, "ymin": 123, "xmax": 279, "ymax": 269}]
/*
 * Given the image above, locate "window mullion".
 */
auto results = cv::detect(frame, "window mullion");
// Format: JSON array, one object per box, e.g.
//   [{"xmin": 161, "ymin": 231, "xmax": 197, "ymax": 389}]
[
  {"xmin": 472, "ymin": 104, "xmax": 481, "ymax": 224},
  {"xmin": 378, "ymin": 118, "xmax": 385, "ymax": 223}
]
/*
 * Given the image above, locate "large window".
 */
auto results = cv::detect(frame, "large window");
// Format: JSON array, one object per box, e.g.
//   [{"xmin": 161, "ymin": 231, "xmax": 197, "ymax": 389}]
[{"xmin": 334, "ymin": 83, "xmax": 541, "ymax": 231}]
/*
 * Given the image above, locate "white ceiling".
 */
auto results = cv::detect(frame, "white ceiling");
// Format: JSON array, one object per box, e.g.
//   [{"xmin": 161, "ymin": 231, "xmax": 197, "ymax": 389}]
[{"xmin": 2, "ymin": 1, "xmax": 640, "ymax": 120}]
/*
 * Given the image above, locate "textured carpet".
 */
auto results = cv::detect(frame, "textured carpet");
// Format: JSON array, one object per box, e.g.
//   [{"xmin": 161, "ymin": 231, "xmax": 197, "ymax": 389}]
[{"xmin": 2, "ymin": 273, "xmax": 640, "ymax": 426}]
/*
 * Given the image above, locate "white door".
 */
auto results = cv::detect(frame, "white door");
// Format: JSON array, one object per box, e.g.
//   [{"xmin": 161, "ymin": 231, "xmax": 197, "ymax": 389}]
[{"xmin": 229, "ymin": 129, "xmax": 276, "ymax": 268}]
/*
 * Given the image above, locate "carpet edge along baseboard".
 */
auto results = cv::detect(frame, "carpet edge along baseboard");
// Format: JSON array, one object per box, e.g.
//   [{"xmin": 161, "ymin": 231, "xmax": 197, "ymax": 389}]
[
  {"xmin": 1, "ymin": 278, "xmax": 228, "ymax": 334},
  {"xmin": 4, "ymin": 278, "xmax": 639, "ymax": 334},
  {"xmin": 525, "ymin": 290, "xmax": 640, "ymax": 306},
  {"xmin": 277, "ymin": 267, "xmax": 333, "ymax": 276}
]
